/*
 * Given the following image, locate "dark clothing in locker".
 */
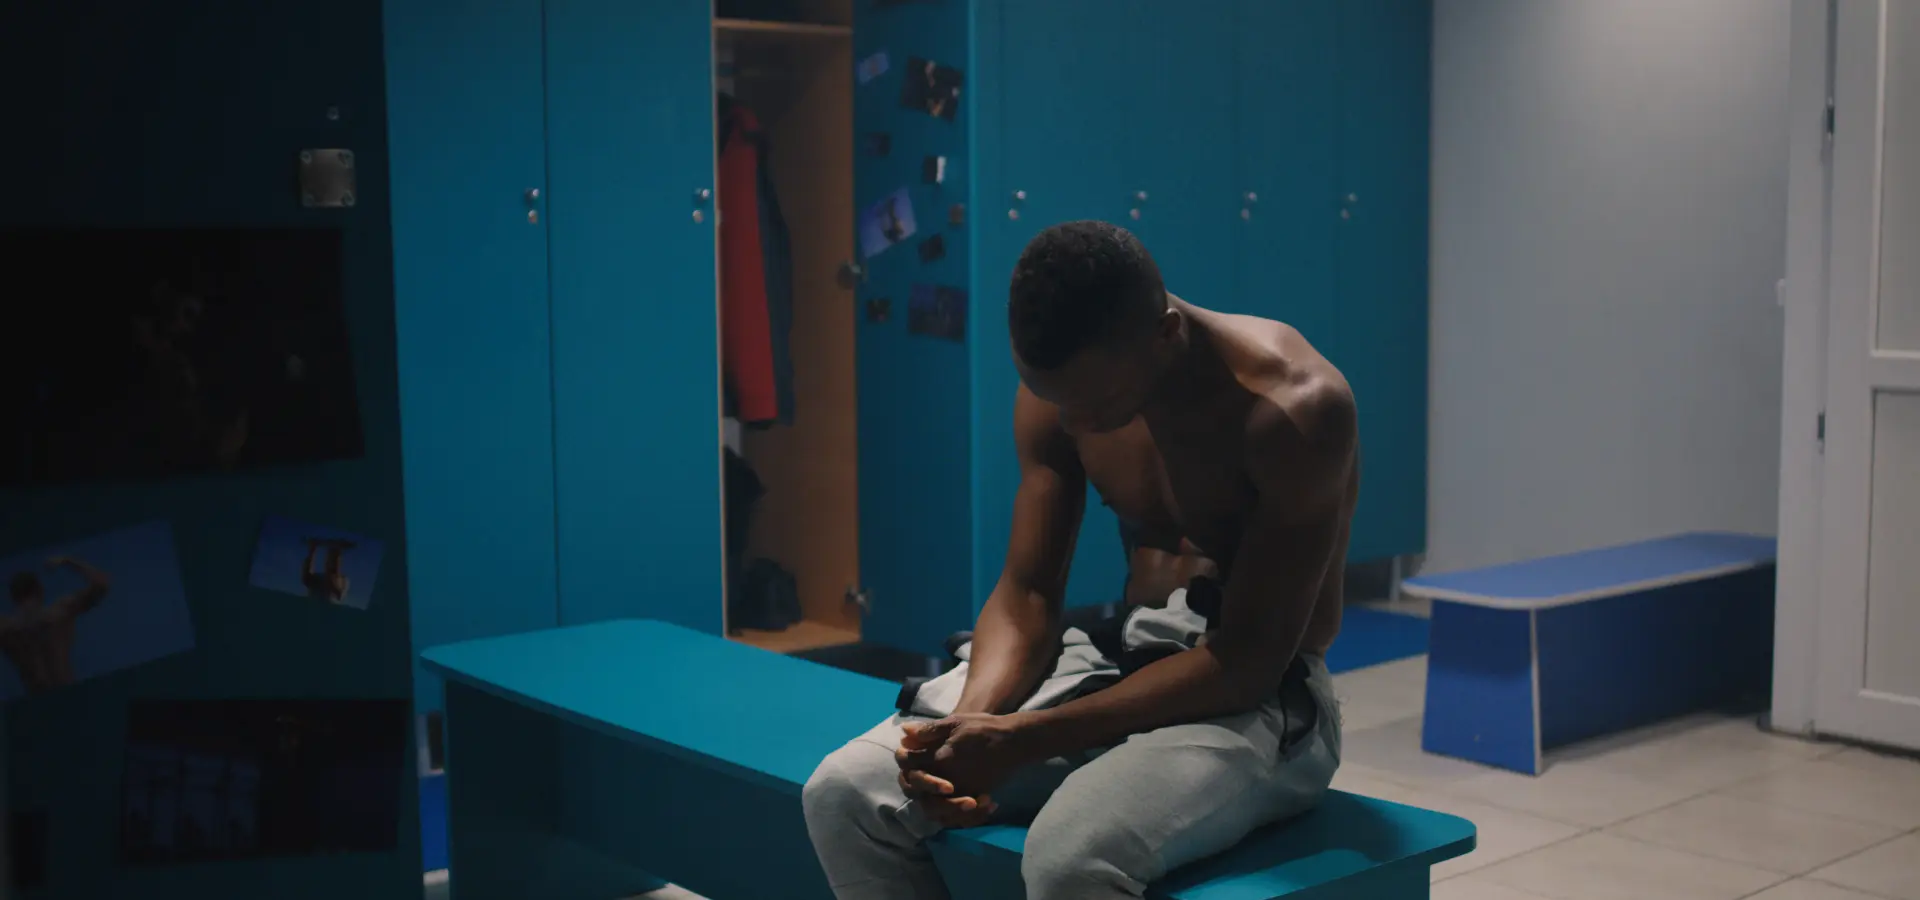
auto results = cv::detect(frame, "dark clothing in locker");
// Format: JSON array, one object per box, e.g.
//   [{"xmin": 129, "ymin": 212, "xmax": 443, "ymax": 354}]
[
  {"xmin": 718, "ymin": 95, "xmax": 796, "ymax": 427},
  {"xmin": 724, "ymin": 447, "xmax": 763, "ymax": 575}
]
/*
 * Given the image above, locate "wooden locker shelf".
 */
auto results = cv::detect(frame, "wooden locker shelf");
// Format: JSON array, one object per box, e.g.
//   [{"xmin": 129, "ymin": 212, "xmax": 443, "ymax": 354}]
[
  {"xmin": 715, "ymin": 18, "xmax": 851, "ymax": 39},
  {"xmin": 733, "ymin": 620, "xmax": 860, "ymax": 654}
]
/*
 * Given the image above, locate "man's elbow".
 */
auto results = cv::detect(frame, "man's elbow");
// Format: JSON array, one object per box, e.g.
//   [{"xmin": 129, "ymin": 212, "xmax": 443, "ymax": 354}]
[{"xmin": 1211, "ymin": 649, "xmax": 1286, "ymax": 712}]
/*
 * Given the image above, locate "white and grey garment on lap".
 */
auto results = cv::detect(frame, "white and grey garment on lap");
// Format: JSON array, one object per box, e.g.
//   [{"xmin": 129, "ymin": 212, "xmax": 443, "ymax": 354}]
[{"xmin": 894, "ymin": 580, "xmax": 1326, "ymax": 750}]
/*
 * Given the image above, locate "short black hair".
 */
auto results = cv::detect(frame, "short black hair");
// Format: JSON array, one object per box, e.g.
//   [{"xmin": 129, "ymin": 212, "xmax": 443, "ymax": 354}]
[
  {"xmin": 10, "ymin": 571, "xmax": 41, "ymax": 600},
  {"xmin": 1007, "ymin": 221, "xmax": 1166, "ymax": 371}
]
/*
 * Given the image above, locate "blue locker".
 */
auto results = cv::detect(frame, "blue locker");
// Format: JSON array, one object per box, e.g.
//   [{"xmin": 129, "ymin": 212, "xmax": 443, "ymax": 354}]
[
  {"xmin": 1234, "ymin": 0, "xmax": 1340, "ymax": 349},
  {"xmin": 387, "ymin": 0, "xmax": 561, "ymax": 721},
  {"xmin": 974, "ymin": 1, "xmax": 1141, "ymax": 612},
  {"xmin": 545, "ymin": 0, "xmax": 723, "ymax": 633},
  {"xmin": 391, "ymin": 0, "xmax": 1431, "ymax": 678},
  {"xmin": 1334, "ymin": 0, "xmax": 1432, "ymax": 563},
  {"xmin": 968, "ymin": 0, "xmax": 1432, "ymax": 627}
]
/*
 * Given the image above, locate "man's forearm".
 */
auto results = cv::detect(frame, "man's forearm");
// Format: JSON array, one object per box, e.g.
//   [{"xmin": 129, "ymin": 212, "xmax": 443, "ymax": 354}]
[
  {"xmin": 953, "ymin": 588, "xmax": 1058, "ymax": 715},
  {"xmin": 1010, "ymin": 645, "xmax": 1263, "ymax": 761},
  {"xmin": 57, "ymin": 558, "xmax": 109, "ymax": 586}
]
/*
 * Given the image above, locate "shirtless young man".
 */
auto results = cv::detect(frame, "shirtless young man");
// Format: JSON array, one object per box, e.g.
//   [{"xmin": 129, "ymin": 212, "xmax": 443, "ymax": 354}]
[
  {"xmin": 0, "ymin": 557, "xmax": 113, "ymax": 694},
  {"xmin": 803, "ymin": 221, "xmax": 1358, "ymax": 899}
]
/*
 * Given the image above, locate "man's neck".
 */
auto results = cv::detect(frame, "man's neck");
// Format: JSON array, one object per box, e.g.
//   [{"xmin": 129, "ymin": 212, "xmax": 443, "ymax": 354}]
[{"xmin": 1142, "ymin": 310, "xmax": 1238, "ymax": 434}]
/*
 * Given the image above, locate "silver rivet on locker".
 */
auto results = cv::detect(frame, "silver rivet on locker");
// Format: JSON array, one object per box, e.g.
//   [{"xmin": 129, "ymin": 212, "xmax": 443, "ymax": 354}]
[
  {"xmin": 526, "ymin": 188, "xmax": 541, "ymax": 203},
  {"xmin": 1346, "ymin": 193, "xmax": 1358, "ymax": 204},
  {"xmin": 1129, "ymin": 208, "xmax": 1142, "ymax": 220},
  {"xmin": 1134, "ymin": 190, "xmax": 1148, "ymax": 202},
  {"xmin": 1245, "ymin": 191, "xmax": 1258, "ymax": 203},
  {"xmin": 1339, "ymin": 209, "xmax": 1351, "ymax": 220},
  {"xmin": 1240, "ymin": 208, "xmax": 1252, "ymax": 220},
  {"xmin": 528, "ymin": 209, "xmax": 539, "ymax": 224},
  {"xmin": 1008, "ymin": 209, "xmax": 1021, "ymax": 220},
  {"xmin": 1013, "ymin": 189, "xmax": 1027, "ymax": 202},
  {"xmin": 697, "ymin": 187, "xmax": 713, "ymax": 203},
  {"xmin": 692, "ymin": 209, "xmax": 706, "ymax": 223}
]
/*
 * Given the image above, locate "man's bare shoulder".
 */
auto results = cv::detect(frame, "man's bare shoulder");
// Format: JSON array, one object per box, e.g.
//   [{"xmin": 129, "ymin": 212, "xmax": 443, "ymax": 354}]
[{"xmin": 1217, "ymin": 313, "xmax": 1356, "ymax": 478}]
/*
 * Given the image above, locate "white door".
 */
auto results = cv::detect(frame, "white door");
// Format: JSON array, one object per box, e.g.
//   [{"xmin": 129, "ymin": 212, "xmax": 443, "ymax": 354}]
[{"xmin": 1817, "ymin": 0, "xmax": 1920, "ymax": 751}]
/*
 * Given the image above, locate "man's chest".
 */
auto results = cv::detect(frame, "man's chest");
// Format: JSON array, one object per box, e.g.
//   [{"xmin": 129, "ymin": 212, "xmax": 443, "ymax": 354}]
[{"xmin": 1077, "ymin": 421, "xmax": 1252, "ymax": 556}]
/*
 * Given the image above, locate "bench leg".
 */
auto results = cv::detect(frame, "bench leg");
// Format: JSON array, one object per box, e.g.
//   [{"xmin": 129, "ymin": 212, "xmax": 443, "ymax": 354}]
[
  {"xmin": 443, "ymin": 684, "xmax": 663, "ymax": 900},
  {"xmin": 1328, "ymin": 863, "xmax": 1431, "ymax": 898},
  {"xmin": 1421, "ymin": 602, "xmax": 1542, "ymax": 775}
]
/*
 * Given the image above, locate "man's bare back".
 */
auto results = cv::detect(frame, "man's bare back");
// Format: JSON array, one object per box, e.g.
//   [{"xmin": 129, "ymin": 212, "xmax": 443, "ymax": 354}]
[{"xmin": 1021, "ymin": 300, "xmax": 1355, "ymax": 656}]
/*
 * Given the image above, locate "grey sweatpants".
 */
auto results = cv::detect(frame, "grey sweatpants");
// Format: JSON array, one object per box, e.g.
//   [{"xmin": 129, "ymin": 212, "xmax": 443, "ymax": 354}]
[{"xmin": 801, "ymin": 591, "xmax": 1344, "ymax": 900}]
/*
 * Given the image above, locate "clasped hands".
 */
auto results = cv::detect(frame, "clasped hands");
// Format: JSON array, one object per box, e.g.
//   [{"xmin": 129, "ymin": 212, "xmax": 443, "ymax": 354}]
[{"xmin": 893, "ymin": 712, "xmax": 1033, "ymax": 829}]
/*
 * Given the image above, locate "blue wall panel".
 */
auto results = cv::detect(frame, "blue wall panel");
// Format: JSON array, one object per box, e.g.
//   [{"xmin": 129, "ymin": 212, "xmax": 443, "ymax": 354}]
[
  {"xmin": 544, "ymin": 0, "xmax": 724, "ymax": 633},
  {"xmin": 2, "ymin": 0, "xmax": 420, "ymax": 895},
  {"xmin": 855, "ymin": 0, "xmax": 979, "ymax": 654},
  {"xmin": 386, "ymin": 0, "xmax": 560, "ymax": 718}
]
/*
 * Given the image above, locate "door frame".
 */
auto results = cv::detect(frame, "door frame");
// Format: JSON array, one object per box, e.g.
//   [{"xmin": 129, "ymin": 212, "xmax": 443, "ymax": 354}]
[{"xmin": 1772, "ymin": 0, "xmax": 1835, "ymax": 737}]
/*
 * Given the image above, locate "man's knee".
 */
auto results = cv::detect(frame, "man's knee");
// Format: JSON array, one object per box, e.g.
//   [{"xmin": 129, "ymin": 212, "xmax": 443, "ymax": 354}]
[
  {"xmin": 801, "ymin": 738, "xmax": 902, "ymax": 838},
  {"xmin": 1020, "ymin": 807, "xmax": 1154, "ymax": 898}
]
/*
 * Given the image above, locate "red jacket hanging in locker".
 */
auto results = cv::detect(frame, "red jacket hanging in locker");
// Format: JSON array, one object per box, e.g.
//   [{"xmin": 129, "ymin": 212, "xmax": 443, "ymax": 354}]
[{"xmin": 718, "ymin": 98, "xmax": 788, "ymax": 426}]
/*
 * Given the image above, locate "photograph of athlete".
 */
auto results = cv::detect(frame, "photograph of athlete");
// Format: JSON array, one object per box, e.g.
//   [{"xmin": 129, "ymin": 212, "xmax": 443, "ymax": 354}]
[
  {"xmin": 0, "ymin": 226, "xmax": 363, "ymax": 485},
  {"xmin": 247, "ymin": 515, "xmax": 384, "ymax": 611},
  {"xmin": 0, "ymin": 556, "xmax": 112, "ymax": 695},
  {"xmin": 299, "ymin": 538, "xmax": 356, "ymax": 605},
  {"xmin": 0, "ymin": 521, "xmax": 196, "ymax": 703}
]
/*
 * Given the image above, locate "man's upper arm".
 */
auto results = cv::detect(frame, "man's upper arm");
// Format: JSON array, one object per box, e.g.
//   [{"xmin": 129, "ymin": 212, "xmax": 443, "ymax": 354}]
[
  {"xmin": 997, "ymin": 387, "xmax": 1088, "ymax": 606},
  {"xmin": 53, "ymin": 583, "xmax": 109, "ymax": 620},
  {"xmin": 1208, "ymin": 384, "xmax": 1357, "ymax": 694}
]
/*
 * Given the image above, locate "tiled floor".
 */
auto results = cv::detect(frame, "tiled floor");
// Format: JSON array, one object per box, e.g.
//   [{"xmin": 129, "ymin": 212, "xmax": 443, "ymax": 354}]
[
  {"xmin": 1332, "ymin": 654, "xmax": 1920, "ymax": 900},
  {"xmin": 433, "ymin": 617, "xmax": 1920, "ymax": 900}
]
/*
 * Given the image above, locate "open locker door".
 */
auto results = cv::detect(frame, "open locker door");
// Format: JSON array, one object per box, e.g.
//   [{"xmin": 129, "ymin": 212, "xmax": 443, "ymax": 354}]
[{"xmin": 851, "ymin": 1, "xmax": 976, "ymax": 655}]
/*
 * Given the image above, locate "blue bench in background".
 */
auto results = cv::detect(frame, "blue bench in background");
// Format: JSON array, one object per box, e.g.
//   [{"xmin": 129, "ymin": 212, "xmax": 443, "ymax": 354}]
[
  {"xmin": 423, "ymin": 619, "xmax": 1475, "ymax": 899},
  {"xmin": 1401, "ymin": 532, "xmax": 1777, "ymax": 776}
]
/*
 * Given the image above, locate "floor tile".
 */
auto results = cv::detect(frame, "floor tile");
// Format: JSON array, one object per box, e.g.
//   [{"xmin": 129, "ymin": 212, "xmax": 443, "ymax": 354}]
[
  {"xmin": 1337, "ymin": 716, "xmax": 1500, "ymax": 790},
  {"xmin": 1745, "ymin": 880, "xmax": 1894, "ymax": 900},
  {"xmin": 1473, "ymin": 832, "xmax": 1784, "ymax": 900},
  {"xmin": 1608, "ymin": 794, "xmax": 1899, "ymax": 875},
  {"xmin": 1810, "ymin": 832, "xmax": 1920, "ymax": 900},
  {"xmin": 1329, "ymin": 764, "xmax": 1423, "ymax": 803},
  {"xmin": 1570, "ymin": 715, "xmax": 1831, "ymax": 794},
  {"xmin": 1825, "ymin": 745, "xmax": 1920, "ymax": 779},
  {"xmin": 1332, "ymin": 657, "xmax": 1430, "ymax": 731},
  {"xmin": 1389, "ymin": 787, "xmax": 1585, "ymax": 881},
  {"xmin": 1354, "ymin": 596, "xmax": 1433, "ymax": 618},
  {"xmin": 1718, "ymin": 757, "xmax": 1920, "ymax": 830},
  {"xmin": 1431, "ymin": 874, "xmax": 1556, "ymax": 899},
  {"xmin": 1435, "ymin": 760, "xmax": 1695, "ymax": 828}
]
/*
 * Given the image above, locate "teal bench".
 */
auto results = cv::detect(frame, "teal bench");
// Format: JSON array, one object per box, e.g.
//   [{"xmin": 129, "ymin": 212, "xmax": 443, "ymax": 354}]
[{"xmin": 422, "ymin": 619, "xmax": 1475, "ymax": 899}]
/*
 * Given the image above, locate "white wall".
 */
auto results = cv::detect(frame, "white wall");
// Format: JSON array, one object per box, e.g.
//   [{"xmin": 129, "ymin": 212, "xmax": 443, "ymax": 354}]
[{"xmin": 1427, "ymin": 0, "xmax": 1794, "ymax": 572}]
